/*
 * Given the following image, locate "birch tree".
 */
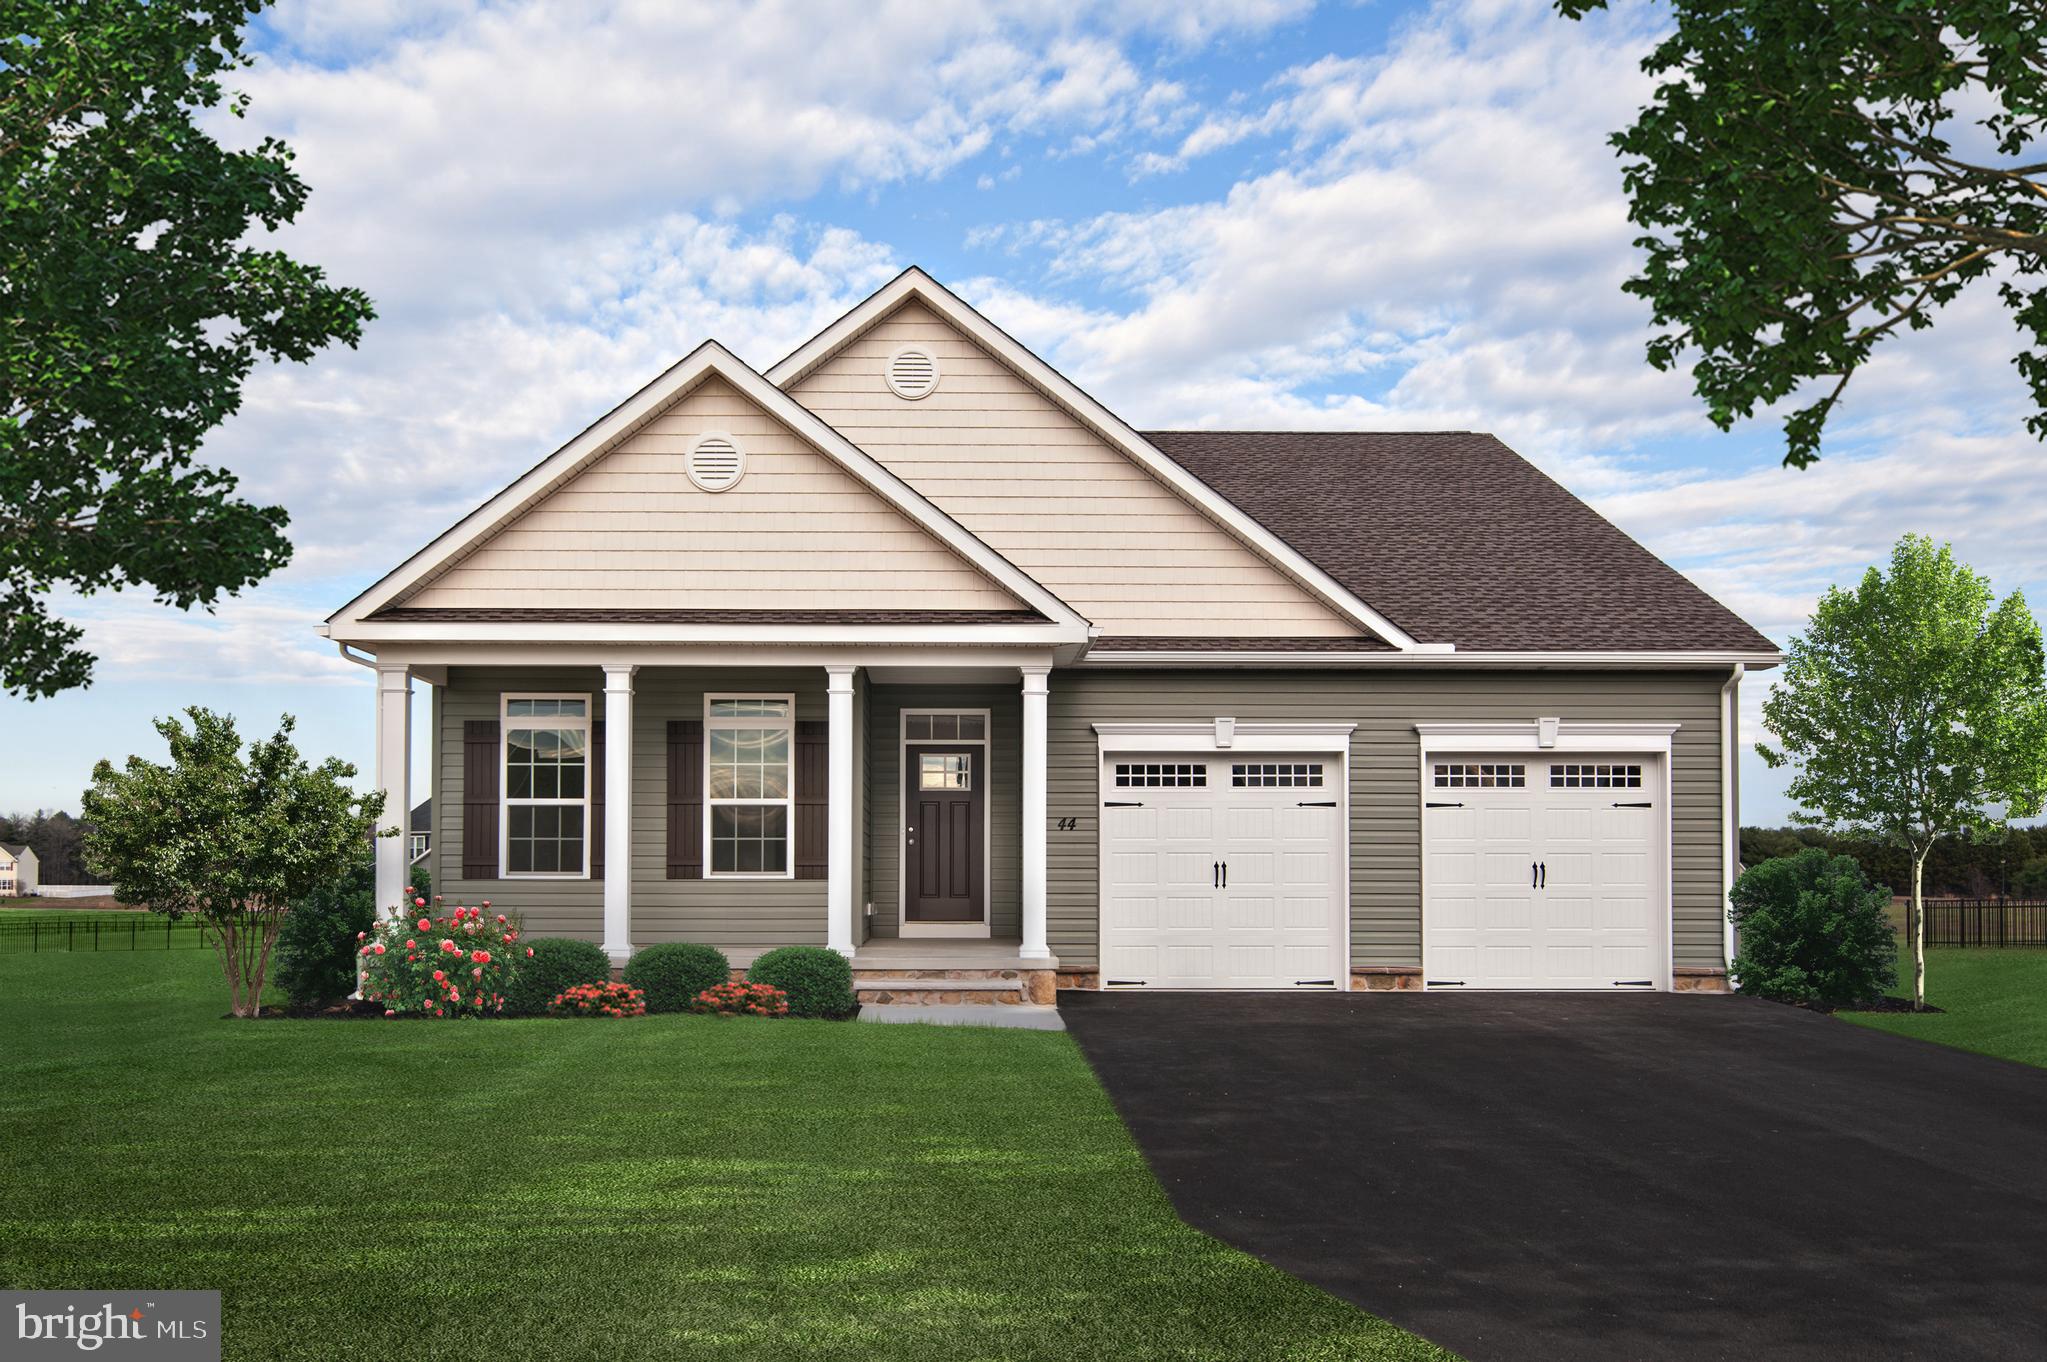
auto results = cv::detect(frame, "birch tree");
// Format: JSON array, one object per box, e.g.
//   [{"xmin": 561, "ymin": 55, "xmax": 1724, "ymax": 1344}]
[{"xmin": 1759, "ymin": 536, "xmax": 2047, "ymax": 1009}]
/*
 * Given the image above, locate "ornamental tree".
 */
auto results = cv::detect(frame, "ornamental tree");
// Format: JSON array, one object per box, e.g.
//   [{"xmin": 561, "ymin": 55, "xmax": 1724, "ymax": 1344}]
[
  {"xmin": 1758, "ymin": 536, "xmax": 2047, "ymax": 1009},
  {"xmin": 1, "ymin": 1, "xmax": 374, "ymax": 697},
  {"xmin": 81, "ymin": 708, "xmax": 388, "ymax": 1018},
  {"xmin": 1556, "ymin": 0, "xmax": 2047, "ymax": 467}
]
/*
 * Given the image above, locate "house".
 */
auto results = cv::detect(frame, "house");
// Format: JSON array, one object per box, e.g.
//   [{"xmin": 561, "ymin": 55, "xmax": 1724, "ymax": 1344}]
[
  {"xmin": 0, "ymin": 843, "xmax": 39, "ymax": 896},
  {"xmin": 410, "ymin": 799, "xmax": 432, "ymax": 866},
  {"xmin": 323, "ymin": 268, "xmax": 1778, "ymax": 999}
]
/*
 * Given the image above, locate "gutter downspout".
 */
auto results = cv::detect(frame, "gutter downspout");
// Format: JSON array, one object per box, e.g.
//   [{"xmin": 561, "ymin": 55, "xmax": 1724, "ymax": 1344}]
[{"xmin": 1720, "ymin": 663, "xmax": 1746, "ymax": 980}]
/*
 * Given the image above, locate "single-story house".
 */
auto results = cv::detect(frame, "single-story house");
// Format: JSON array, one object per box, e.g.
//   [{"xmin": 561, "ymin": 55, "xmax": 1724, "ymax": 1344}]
[
  {"xmin": 324, "ymin": 268, "xmax": 1777, "ymax": 999},
  {"xmin": 0, "ymin": 843, "xmax": 39, "ymax": 896}
]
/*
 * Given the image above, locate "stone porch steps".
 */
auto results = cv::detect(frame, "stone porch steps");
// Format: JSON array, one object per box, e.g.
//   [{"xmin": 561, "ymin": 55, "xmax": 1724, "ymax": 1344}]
[{"xmin": 852, "ymin": 968, "xmax": 1054, "ymax": 1006}]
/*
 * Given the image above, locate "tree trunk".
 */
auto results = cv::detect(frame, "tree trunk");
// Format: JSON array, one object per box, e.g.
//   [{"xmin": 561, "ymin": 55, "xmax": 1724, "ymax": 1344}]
[{"xmin": 1911, "ymin": 851, "xmax": 1928, "ymax": 1012}]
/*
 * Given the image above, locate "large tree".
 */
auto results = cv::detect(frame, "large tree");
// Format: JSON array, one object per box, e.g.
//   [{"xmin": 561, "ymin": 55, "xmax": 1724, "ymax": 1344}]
[
  {"xmin": 1557, "ymin": 1, "xmax": 2047, "ymax": 467},
  {"xmin": 1, "ymin": 1, "xmax": 373, "ymax": 697},
  {"xmin": 82, "ymin": 709, "xmax": 386, "ymax": 1018},
  {"xmin": 1758, "ymin": 536, "xmax": 2047, "ymax": 1009}
]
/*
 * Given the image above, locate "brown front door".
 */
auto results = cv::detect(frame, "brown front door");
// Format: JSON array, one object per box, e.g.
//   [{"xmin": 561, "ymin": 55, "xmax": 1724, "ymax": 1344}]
[{"xmin": 905, "ymin": 745, "xmax": 984, "ymax": 923}]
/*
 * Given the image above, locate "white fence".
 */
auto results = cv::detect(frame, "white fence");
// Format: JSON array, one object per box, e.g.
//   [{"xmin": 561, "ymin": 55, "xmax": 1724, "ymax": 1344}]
[{"xmin": 34, "ymin": 884, "xmax": 117, "ymax": 899}]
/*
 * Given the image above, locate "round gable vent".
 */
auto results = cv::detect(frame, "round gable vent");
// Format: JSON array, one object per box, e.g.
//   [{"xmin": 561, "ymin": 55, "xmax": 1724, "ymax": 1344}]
[
  {"xmin": 885, "ymin": 346, "xmax": 940, "ymax": 400},
  {"xmin": 686, "ymin": 433, "xmax": 745, "ymax": 492}
]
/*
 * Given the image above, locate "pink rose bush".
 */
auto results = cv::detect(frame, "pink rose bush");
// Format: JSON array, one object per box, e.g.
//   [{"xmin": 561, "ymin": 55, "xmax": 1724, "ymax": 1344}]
[
  {"xmin": 547, "ymin": 981, "xmax": 646, "ymax": 1018},
  {"xmin": 358, "ymin": 892, "xmax": 521, "ymax": 1018},
  {"xmin": 690, "ymin": 980, "xmax": 790, "ymax": 1018}
]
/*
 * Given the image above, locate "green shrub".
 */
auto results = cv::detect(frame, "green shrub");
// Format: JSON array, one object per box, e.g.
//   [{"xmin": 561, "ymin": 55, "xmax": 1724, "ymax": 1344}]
[
  {"xmin": 1730, "ymin": 848, "xmax": 1897, "ymax": 1006},
  {"xmin": 276, "ymin": 853, "xmax": 377, "ymax": 1007},
  {"xmin": 410, "ymin": 863, "xmax": 432, "ymax": 904},
  {"xmin": 622, "ymin": 942, "xmax": 732, "ymax": 1013},
  {"xmin": 504, "ymin": 938, "xmax": 613, "ymax": 1016},
  {"xmin": 747, "ymin": 945, "xmax": 857, "ymax": 1019}
]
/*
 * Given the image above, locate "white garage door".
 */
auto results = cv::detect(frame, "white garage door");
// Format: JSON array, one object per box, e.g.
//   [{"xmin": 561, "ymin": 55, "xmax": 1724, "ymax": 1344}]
[
  {"xmin": 1423, "ymin": 756, "xmax": 1666, "ymax": 990},
  {"xmin": 1100, "ymin": 756, "xmax": 1346, "ymax": 989}
]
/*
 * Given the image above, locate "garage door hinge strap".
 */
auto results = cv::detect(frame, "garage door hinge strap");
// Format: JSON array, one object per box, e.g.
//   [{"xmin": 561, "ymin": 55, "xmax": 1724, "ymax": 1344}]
[
  {"xmin": 1105, "ymin": 979, "xmax": 1147, "ymax": 987},
  {"xmin": 1614, "ymin": 980, "xmax": 1653, "ymax": 987},
  {"xmin": 1425, "ymin": 801, "xmax": 1463, "ymax": 808},
  {"xmin": 1297, "ymin": 800, "xmax": 1338, "ymax": 807},
  {"xmin": 1295, "ymin": 978, "xmax": 1336, "ymax": 986},
  {"xmin": 1427, "ymin": 979, "xmax": 1466, "ymax": 987},
  {"xmin": 1612, "ymin": 801, "xmax": 1652, "ymax": 808},
  {"xmin": 1103, "ymin": 800, "xmax": 1144, "ymax": 808}
]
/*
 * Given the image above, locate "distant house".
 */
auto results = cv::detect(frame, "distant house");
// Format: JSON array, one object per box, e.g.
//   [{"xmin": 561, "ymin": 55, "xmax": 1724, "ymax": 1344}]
[
  {"xmin": 410, "ymin": 800, "xmax": 432, "ymax": 866},
  {"xmin": 0, "ymin": 843, "xmax": 39, "ymax": 896}
]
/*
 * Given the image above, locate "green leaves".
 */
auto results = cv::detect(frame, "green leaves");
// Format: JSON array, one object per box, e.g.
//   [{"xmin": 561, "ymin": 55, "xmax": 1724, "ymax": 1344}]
[
  {"xmin": 1759, "ymin": 534, "xmax": 2047, "ymax": 848},
  {"xmin": 1556, "ymin": 0, "xmax": 2047, "ymax": 467},
  {"xmin": 0, "ymin": 1, "xmax": 374, "ymax": 697}
]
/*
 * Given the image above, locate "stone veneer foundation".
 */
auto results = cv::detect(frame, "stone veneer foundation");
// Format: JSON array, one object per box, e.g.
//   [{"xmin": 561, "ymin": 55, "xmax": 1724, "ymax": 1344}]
[{"xmin": 853, "ymin": 967, "xmax": 1057, "ymax": 1006}]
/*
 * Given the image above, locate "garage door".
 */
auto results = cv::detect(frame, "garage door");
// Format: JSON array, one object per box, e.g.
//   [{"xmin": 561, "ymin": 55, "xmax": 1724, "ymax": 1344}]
[
  {"xmin": 1100, "ymin": 756, "xmax": 1346, "ymax": 988},
  {"xmin": 1423, "ymin": 756, "xmax": 1665, "ymax": 990}
]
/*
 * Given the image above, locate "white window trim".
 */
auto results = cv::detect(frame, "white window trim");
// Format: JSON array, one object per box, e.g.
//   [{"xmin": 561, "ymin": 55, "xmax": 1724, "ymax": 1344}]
[
  {"xmin": 500, "ymin": 691, "xmax": 592, "ymax": 880},
  {"xmin": 704, "ymin": 692, "xmax": 798, "ymax": 881},
  {"xmin": 898, "ymin": 708, "xmax": 993, "ymax": 939}
]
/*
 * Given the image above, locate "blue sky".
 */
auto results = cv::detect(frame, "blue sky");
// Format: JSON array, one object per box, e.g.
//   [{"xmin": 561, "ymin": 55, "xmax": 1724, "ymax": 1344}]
[{"xmin": 4, "ymin": 0, "xmax": 2043, "ymax": 827}]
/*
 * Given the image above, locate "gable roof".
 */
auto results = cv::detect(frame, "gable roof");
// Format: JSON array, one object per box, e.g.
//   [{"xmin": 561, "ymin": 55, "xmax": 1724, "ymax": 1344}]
[
  {"xmin": 767, "ymin": 268, "xmax": 1427, "ymax": 652},
  {"xmin": 327, "ymin": 341, "xmax": 1089, "ymax": 644},
  {"xmin": 0, "ymin": 843, "xmax": 29, "ymax": 858},
  {"xmin": 1146, "ymin": 431, "xmax": 1778, "ymax": 656}
]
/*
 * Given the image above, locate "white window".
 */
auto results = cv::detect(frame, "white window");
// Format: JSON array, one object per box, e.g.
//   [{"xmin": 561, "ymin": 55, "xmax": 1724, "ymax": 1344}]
[
  {"xmin": 409, "ymin": 833, "xmax": 430, "ymax": 861},
  {"xmin": 706, "ymin": 694, "xmax": 794, "ymax": 878},
  {"xmin": 501, "ymin": 694, "xmax": 590, "ymax": 877}
]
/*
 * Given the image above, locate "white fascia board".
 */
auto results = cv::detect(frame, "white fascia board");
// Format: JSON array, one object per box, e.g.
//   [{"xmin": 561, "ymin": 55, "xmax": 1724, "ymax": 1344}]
[
  {"xmin": 1074, "ymin": 649, "xmax": 1784, "ymax": 669},
  {"xmin": 1092, "ymin": 720, "xmax": 1356, "ymax": 755},
  {"xmin": 365, "ymin": 644, "xmax": 1064, "ymax": 672},
  {"xmin": 765, "ymin": 268, "xmax": 1421, "ymax": 651},
  {"xmin": 329, "ymin": 619, "xmax": 1084, "ymax": 648},
  {"xmin": 327, "ymin": 339, "xmax": 1085, "ymax": 636}
]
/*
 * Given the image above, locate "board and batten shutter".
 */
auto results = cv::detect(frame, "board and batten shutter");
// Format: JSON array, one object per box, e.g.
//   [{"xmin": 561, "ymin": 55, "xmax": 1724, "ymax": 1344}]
[
  {"xmin": 588, "ymin": 720, "xmax": 605, "ymax": 880},
  {"xmin": 794, "ymin": 720, "xmax": 828, "ymax": 880},
  {"xmin": 666, "ymin": 719, "xmax": 703, "ymax": 879},
  {"xmin": 461, "ymin": 719, "xmax": 499, "ymax": 879}
]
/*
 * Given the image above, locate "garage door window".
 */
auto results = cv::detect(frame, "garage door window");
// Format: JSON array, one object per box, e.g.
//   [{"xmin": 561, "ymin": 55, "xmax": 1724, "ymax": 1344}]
[
  {"xmin": 1550, "ymin": 762, "xmax": 1642, "ymax": 788},
  {"xmin": 1434, "ymin": 762, "xmax": 1525, "ymax": 788},
  {"xmin": 1231, "ymin": 761, "xmax": 1323, "ymax": 787},
  {"xmin": 1114, "ymin": 762, "xmax": 1206, "ymax": 787}
]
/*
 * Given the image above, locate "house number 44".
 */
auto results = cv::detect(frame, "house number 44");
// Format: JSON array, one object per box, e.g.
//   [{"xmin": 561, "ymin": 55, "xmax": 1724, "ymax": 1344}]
[{"xmin": 1055, "ymin": 817, "xmax": 1079, "ymax": 831}]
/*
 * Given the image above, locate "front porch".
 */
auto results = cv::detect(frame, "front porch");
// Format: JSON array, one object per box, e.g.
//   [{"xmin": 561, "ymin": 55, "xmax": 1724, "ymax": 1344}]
[
  {"xmin": 850, "ymin": 935, "xmax": 1060, "ymax": 1007},
  {"xmin": 360, "ymin": 652, "xmax": 1060, "ymax": 972}
]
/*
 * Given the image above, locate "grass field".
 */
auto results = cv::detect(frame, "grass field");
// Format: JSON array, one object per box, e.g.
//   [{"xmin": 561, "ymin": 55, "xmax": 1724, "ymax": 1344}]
[
  {"xmin": 1838, "ymin": 948, "xmax": 2047, "ymax": 1069},
  {"xmin": 0, "ymin": 950, "xmax": 1448, "ymax": 1362}
]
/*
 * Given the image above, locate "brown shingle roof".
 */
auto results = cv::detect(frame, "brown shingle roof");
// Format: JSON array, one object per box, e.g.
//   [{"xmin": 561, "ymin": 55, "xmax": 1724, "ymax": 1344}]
[{"xmin": 1145, "ymin": 431, "xmax": 1776, "ymax": 654}]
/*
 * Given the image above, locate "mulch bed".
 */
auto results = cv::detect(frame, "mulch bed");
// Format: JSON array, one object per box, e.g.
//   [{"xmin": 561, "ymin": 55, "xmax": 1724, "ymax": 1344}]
[{"xmin": 1773, "ymin": 994, "xmax": 1944, "ymax": 1015}]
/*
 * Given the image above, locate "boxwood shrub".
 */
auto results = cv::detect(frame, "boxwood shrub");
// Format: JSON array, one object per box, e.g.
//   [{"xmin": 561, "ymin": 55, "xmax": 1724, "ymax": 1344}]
[
  {"xmin": 1729, "ymin": 848, "xmax": 1897, "ymax": 1007},
  {"xmin": 622, "ymin": 942, "xmax": 732, "ymax": 1013},
  {"xmin": 505, "ymin": 938, "xmax": 613, "ymax": 1016},
  {"xmin": 747, "ymin": 945, "xmax": 858, "ymax": 1019}
]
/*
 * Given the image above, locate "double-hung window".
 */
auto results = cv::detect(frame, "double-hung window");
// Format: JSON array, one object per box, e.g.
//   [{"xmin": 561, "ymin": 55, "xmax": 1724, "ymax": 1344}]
[
  {"xmin": 706, "ymin": 694, "xmax": 794, "ymax": 877},
  {"xmin": 502, "ymin": 694, "xmax": 590, "ymax": 877}
]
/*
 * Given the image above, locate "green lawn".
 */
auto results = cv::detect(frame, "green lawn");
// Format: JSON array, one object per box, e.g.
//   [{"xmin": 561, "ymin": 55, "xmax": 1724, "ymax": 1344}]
[
  {"xmin": 0, "ymin": 951, "xmax": 1448, "ymax": 1362},
  {"xmin": 1837, "ymin": 947, "xmax": 2047, "ymax": 1068}
]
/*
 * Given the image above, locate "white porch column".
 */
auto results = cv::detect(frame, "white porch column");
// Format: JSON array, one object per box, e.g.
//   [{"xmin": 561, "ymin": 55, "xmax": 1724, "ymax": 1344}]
[
  {"xmin": 602, "ymin": 664, "xmax": 636, "ymax": 965},
  {"xmin": 826, "ymin": 666, "xmax": 857, "ymax": 957},
  {"xmin": 373, "ymin": 663, "xmax": 412, "ymax": 920},
  {"xmin": 1020, "ymin": 666, "xmax": 1051, "ymax": 961}
]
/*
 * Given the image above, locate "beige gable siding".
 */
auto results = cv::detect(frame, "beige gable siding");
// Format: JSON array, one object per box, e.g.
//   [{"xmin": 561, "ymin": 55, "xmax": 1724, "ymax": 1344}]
[
  {"xmin": 1045, "ymin": 669, "xmax": 1729, "ymax": 974},
  {"xmin": 788, "ymin": 301, "xmax": 1360, "ymax": 637},
  {"xmin": 404, "ymin": 375, "xmax": 1022, "ymax": 612}
]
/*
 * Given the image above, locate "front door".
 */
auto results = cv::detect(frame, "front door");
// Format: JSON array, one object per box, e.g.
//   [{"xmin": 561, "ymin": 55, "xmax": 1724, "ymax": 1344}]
[{"xmin": 905, "ymin": 745, "xmax": 985, "ymax": 927}]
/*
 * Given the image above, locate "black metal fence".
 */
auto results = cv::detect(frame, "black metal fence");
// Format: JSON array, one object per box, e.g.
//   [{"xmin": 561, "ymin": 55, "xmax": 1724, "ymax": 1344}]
[
  {"xmin": 1923, "ymin": 899, "xmax": 2047, "ymax": 947},
  {"xmin": 0, "ymin": 917, "xmax": 209, "ymax": 954}
]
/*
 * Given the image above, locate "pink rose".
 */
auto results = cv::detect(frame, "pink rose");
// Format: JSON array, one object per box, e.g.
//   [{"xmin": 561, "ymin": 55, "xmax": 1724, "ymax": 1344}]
[
  {"xmin": 371, "ymin": 943, "xmax": 386, "ymax": 955},
  {"xmin": 432, "ymin": 970, "xmax": 445, "ymax": 982},
  {"xmin": 414, "ymin": 897, "xmax": 425, "ymax": 908},
  {"xmin": 526, "ymin": 947, "xmax": 535, "ymax": 958}
]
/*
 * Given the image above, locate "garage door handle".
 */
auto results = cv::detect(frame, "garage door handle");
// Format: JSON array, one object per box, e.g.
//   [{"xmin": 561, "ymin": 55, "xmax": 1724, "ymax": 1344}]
[
  {"xmin": 1222, "ymin": 860, "xmax": 1228, "ymax": 889},
  {"xmin": 1532, "ymin": 861, "xmax": 1539, "ymax": 889},
  {"xmin": 1213, "ymin": 861, "xmax": 1219, "ymax": 888},
  {"xmin": 1426, "ymin": 801, "xmax": 1463, "ymax": 808},
  {"xmin": 1539, "ymin": 861, "xmax": 1547, "ymax": 889}
]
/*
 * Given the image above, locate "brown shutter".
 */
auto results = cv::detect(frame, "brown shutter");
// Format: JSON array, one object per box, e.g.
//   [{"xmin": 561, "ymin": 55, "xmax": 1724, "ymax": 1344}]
[
  {"xmin": 794, "ymin": 720, "xmax": 829, "ymax": 880},
  {"xmin": 461, "ymin": 720, "xmax": 499, "ymax": 879},
  {"xmin": 588, "ymin": 720, "xmax": 605, "ymax": 880},
  {"xmin": 666, "ymin": 719, "xmax": 703, "ymax": 879}
]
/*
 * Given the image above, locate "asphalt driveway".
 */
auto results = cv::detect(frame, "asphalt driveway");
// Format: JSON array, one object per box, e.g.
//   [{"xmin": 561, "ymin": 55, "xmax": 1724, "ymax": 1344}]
[{"xmin": 1061, "ymin": 991, "xmax": 2047, "ymax": 1362}]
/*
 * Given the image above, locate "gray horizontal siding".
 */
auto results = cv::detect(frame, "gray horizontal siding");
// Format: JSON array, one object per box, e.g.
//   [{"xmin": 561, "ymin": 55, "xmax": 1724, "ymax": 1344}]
[
  {"xmin": 1046, "ymin": 669, "xmax": 1728, "ymax": 973},
  {"xmin": 864, "ymin": 685, "xmax": 1022, "ymax": 938},
  {"xmin": 435, "ymin": 666, "xmax": 831, "ymax": 952}
]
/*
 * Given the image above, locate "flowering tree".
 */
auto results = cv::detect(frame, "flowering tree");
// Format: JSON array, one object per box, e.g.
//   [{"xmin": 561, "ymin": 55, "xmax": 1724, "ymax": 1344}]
[{"xmin": 82, "ymin": 708, "xmax": 387, "ymax": 1017}]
